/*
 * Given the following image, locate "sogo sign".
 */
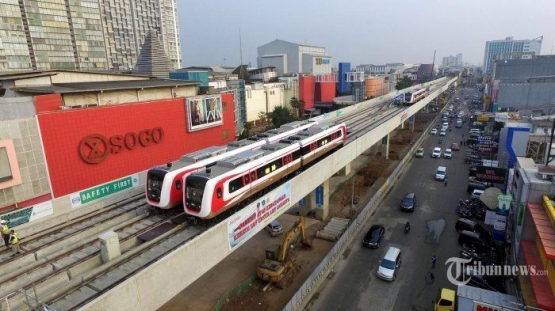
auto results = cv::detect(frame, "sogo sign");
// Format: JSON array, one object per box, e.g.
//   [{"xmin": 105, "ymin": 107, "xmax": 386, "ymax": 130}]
[{"xmin": 79, "ymin": 127, "xmax": 164, "ymax": 164}]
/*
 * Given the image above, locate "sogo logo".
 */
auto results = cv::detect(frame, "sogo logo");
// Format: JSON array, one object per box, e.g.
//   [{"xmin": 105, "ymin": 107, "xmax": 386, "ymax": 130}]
[{"xmin": 79, "ymin": 127, "xmax": 164, "ymax": 164}]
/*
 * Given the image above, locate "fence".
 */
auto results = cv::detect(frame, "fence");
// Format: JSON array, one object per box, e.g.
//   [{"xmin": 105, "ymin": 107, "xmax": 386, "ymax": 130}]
[{"xmin": 212, "ymin": 274, "xmax": 258, "ymax": 311}]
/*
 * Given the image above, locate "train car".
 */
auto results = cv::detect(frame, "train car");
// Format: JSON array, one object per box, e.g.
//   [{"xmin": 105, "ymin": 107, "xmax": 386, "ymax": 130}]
[
  {"xmin": 404, "ymin": 88, "xmax": 427, "ymax": 105},
  {"xmin": 183, "ymin": 122, "xmax": 347, "ymax": 219},
  {"xmin": 145, "ymin": 121, "xmax": 316, "ymax": 209}
]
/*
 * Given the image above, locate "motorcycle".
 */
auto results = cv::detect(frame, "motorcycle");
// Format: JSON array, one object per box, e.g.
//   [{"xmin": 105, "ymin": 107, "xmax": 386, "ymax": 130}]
[
  {"xmin": 438, "ymin": 139, "xmax": 442, "ymax": 144},
  {"xmin": 404, "ymin": 221, "xmax": 411, "ymax": 234}
]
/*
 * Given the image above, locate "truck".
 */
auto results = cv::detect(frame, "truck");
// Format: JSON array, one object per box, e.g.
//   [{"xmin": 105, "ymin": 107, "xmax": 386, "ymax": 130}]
[
  {"xmin": 434, "ymin": 285, "xmax": 519, "ymax": 311},
  {"xmin": 257, "ymin": 217, "xmax": 311, "ymax": 288}
]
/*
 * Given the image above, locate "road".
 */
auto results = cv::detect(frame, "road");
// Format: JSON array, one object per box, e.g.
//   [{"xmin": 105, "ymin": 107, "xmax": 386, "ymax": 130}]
[{"xmin": 308, "ymin": 88, "xmax": 478, "ymax": 311}]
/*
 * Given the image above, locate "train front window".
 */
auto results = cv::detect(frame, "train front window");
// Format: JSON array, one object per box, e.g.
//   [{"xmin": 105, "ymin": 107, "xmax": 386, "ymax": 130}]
[
  {"xmin": 146, "ymin": 170, "xmax": 166, "ymax": 201},
  {"xmin": 185, "ymin": 176, "xmax": 208, "ymax": 211}
]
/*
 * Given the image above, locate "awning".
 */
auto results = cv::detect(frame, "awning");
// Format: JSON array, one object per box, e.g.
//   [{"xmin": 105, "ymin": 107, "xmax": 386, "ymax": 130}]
[
  {"xmin": 527, "ymin": 203, "xmax": 555, "ymax": 259},
  {"xmin": 520, "ymin": 240, "xmax": 555, "ymax": 310}
]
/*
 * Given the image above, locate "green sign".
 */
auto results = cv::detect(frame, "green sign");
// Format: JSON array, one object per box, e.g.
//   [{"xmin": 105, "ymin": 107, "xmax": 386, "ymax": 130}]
[{"xmin": 70, "ymin": 174, "xmax": 139, "ymax": 207}]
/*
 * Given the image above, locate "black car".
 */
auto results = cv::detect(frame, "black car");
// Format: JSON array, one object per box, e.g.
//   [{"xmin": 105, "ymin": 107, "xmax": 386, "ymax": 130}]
[
  {"xmin": 362, "ymin": 225, "xmax": 385, "ymax": 248},
  {"xmin": 455, "ymin": 218, "xmax": 488, "ymax": 235},
  {"xmin": 464, "ymin": 155, "xmax": 482, "ymax": 164},
  {"xmin": 460, "ymin": 267, "xmax": 506, "ymax": 293},
  {"xmin": 400, "ymin": 193, "xmax": 417, "ymax": 212}
]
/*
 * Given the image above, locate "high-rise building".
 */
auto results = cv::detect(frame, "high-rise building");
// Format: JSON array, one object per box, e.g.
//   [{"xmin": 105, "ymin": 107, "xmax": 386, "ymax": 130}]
[
  {"xmin": 482, "ymin": 36, "xmax": 542, "ymax": 74},
  {"xmin": 0, "ymin": 0, "xmax": 182, "ymax": 72},
  {"xmin": 442, "ymin": 54, "xmax": 463, "ymax": 67}
]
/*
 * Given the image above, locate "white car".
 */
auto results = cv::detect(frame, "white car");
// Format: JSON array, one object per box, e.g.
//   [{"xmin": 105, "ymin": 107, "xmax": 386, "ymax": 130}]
[
  {"xmin": 444, "ymin": 149, "xmax": 452, "ymax": 159},
  {"xmin": 439, "ymin": 129, "xmax": 446, "ymax": 136},
  {"xmin": 432, "ymin": 147, "xmax": 442, "ymax": 158},
  {"xmin": 431, "ymin": 128, "xmax": 437, "ymax": 135},
  {"xmin": 471, "ymin": 189, "xmax": 485, "ymax": 199}
]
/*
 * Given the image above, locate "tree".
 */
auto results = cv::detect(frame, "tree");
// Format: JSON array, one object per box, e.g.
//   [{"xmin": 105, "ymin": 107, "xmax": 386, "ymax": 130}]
[
  {"xmin": 237, "ymin": 122, "xmax": 251, "ymax": 139},
  {"xmin": 271, "ymin": 106, "xmax": 294, "ymax": 128},
  {"xmin": 257, "ymin": 111, "xmax": 268, "ymax": 125},
  {"xmin": 395, "ymin": 76, "xmax": 413, "ymax": 90},
  {"xmin": 289, "ymin": 97, "xmax": 305, "ymax": 118}
]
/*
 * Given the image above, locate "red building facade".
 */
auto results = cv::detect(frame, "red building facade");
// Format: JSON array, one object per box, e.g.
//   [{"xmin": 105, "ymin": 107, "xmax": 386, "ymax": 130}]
[{"xmin": 36, "ymin": 94, "xmax": 236, "ymax": 197}]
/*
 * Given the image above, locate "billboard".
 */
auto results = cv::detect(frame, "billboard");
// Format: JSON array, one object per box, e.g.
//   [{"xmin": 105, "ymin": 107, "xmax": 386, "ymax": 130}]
[
  {"xmin": 475, "ymin": 166, "xmax": 507, "ymax": 184},
  {"xmin": 226, "ymin": 182, "xmax": 292, "ymax": 249},
  {"xmin": 186, "ymin": 95, "xmax": 223, "ymax": 132}
]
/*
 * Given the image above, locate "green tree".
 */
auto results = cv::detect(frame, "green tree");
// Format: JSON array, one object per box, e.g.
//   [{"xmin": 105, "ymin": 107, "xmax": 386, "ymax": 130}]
[
  {"xmin": 395, "ymin": 76, "xmax": 413, "ymax": 90},
  {"xmin": 271, "ymin": 106, "xmax": 294, "ymax": 128},
  {"xmin": 237, "ymin": 122, "xmax": 251, "ymax": 139},
  {"xmin": 289, "ymin": 97, "xmax": 305, "ymax": 118}
]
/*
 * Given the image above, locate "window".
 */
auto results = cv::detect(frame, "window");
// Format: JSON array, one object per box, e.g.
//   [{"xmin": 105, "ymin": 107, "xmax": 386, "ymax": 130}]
[
  {"xmin": 175, "ymin": 180, "xmax": 182, "ymax": 190},
  {"xmin": 216, "ymin": 187, "xmax": 222, "ymax": 198},
  {"xmin": 229, "ymin": 178, "xmax": 243, "ymax": 193}
]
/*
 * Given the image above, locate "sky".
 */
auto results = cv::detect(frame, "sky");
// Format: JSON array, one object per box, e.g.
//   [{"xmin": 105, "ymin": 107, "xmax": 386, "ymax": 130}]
[{"xmin": 177, "ymin": 0, "xmax": 554, "ymax": 68}]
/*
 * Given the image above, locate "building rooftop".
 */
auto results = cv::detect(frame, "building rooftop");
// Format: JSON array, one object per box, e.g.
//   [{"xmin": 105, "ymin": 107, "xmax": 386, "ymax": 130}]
[
  {"xmin": 0, "ymin": 70, "xmax": 149, "ymax": 81},
  {"xmin": 12, "ymin": 79, "xmax": 200, "ymax": 94}
]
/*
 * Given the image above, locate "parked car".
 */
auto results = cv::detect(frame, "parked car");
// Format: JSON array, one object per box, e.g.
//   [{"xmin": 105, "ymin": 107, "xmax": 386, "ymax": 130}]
[
  {"xmin": 377, "ymin": 246, "xmax": 402, "ymax": 281},
  {"xmin": 467, "ymin": 182, "xmax": 486, "ymax": 193},
  {"xmin": 451, "ymin": 143, "xmax": 460, "ymax": 151},
  {"xmin": 465, "ymin": 155, "xmax": 482, "ymax": 164},
  {"xmin": 415, "ymin": 148, "xmax": 424, "ymax": 158},
  {"xmin": 431, "ymin": 128, "xmax": 437, "ymax": 135},
  {"xmin": 461, "ymin": 267, "xmax": 506, "ymax": 293},
  {"xmin": 400, "ymin": 193, "xmax": 417, "ymax": 212},
  {"xmin": 444, "ymin": 149, "xmax": 453, "ymax": 159},
  {"xmin": 458, "ymin": 230, "xmax": 494, "ymax": 251},
  {"xmin": 265, "ymin": 220, "xmax": 283, "ymax": 237},
  {"xmin": 455, "ymin": 218, "xmax": 488, "ymax": 234},
  {"xmin": 471, "ymin": 189, "xmax": 485, "ymax": 199},
  {"xmin": 362, "ymin": 225, "xmax": 385, "ymax": 249},
  {"xmin": 432, "ymin": 147, "xmax": 442, "ymax": 158}
]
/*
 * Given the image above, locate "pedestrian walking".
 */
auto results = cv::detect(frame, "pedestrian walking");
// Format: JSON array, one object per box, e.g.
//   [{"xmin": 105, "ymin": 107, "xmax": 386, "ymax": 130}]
[
  {"xmin": 431, "ymin": 255, "xmax": 437, "ymax": 268},
  {"xmin": 444, "ymin": 177, "xmax": 448, "ymax": 187},
  {"xmin": 0, "ymin": 220, "xmax": 9, "ymax": 247},
  {"xmin": 9, "ymin": 229, "xmax": 20, "ymax": 255}
]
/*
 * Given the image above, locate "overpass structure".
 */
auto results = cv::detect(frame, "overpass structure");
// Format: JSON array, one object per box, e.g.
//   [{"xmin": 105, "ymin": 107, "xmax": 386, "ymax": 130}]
[{"xmin": 78, "ymin": 77, "xmax": 457, "ymax": 309}]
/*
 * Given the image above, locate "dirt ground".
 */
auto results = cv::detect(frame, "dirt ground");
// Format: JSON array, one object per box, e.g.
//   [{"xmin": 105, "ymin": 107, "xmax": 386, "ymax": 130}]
[{"xmin": 221, "ymin": 111, "xmax": 439, "ymax": 311}]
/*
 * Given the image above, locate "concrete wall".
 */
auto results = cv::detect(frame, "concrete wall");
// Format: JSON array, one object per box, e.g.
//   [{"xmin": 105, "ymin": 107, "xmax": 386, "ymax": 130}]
[
  {"xmin": 0, "ymin": 117, "xmax": 50, "ymax": 210},
  {"xmin": 62, "ymin": 85, "xmax": 198, "ymax": 107},
  {"xmin": 83, "ymin": 77, "xmax": 454, "ymax": 310},
  {"xmin": 0, "ymin": 97, "xmax": 36, "ymax": 121}
]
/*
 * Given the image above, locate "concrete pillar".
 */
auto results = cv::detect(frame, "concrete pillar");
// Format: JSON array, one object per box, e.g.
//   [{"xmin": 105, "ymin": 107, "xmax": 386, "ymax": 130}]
[
  {"xmin": 99, "ymin": 231, "xmax": 121, "ymax": 263},
  {"xmin": 312, "ymin": 180, "xmax": 330, "ymax": 221},
  {"xmin": 410, "ymin": 115, "xmax": 415, "ymax": 132},
  {"xmin": 336, "ymin": 163, "xmax": 351, "ymax": 176},
  {"xmin": 401, "ymin": 120, "xmax": 405, "ymax": 129},
  {"xmin": 382, "ymin": 134, "xmax": 389, "ymax": 160},
  {"xmin": 298, "ymin": 193, "xmax": 313, "ymax": 216}
]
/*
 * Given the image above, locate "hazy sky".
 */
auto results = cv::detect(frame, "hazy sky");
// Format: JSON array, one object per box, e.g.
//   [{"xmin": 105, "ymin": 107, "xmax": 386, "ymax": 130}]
[{"xmin": 177, "ymin": 0, "xmax": 554, "ymax": 68}]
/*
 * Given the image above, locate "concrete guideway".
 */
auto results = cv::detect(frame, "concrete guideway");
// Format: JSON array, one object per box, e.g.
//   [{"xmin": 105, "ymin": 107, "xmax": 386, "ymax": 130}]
[{"xmin": 79, "ymin": 78, "xmax": 455, "ymax": 310}]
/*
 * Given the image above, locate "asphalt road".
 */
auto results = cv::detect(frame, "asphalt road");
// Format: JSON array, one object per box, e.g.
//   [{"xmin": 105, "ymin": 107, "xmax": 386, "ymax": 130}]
[{"xmin": 308, "ymin": 88, "xmax": 479, "ymax": 311}]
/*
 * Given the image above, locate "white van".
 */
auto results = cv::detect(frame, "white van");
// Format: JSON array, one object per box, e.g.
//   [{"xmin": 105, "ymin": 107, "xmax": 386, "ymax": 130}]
[{"xmin": 435, "ymin": 166, "xmax": 447, "ymax": 180}]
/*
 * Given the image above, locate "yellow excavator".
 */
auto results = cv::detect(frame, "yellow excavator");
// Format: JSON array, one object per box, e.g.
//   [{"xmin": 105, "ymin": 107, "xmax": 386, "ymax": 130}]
[{"xmin": 257, "ymin": 217, "xmax": 311, "ymax": 288}]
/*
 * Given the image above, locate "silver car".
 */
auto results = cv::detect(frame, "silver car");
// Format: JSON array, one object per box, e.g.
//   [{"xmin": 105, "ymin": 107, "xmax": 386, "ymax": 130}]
[{"xmin": 377, "ymin": 246, "xmax": 402, "ymax": 281}]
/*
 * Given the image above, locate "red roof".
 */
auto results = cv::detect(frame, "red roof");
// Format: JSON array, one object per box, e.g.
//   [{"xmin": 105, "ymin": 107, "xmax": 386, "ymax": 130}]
[
  {"xmin": 521, "ymin": 241, "xmax": 555, "ymax": 311},
  {"xmin": 527, "ymin": 203, "xmax": 555, "ymax": 259}
]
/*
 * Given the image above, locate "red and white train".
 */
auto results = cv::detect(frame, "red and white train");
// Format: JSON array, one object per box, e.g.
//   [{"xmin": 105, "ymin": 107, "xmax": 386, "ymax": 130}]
[
  {"xmin": 183, "ymin": 122, "xmax": 347, "ymax": 219},
  {"xmin": 145, "ymin": 121, "xmax": 316, "ymax": 209},
  {"xmin": 404, "ymin": 88, "xmax": 427, "ymax": 105}
]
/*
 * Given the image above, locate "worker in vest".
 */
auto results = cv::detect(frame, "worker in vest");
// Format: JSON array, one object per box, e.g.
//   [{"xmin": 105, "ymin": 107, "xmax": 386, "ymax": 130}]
[
  {"xmin": 9, "ymin": 229, "xmax": 21, "ymax": 255},
  {"xmin": 0, "ymin": 220, "xmax": 9, "ymax": 247}
]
